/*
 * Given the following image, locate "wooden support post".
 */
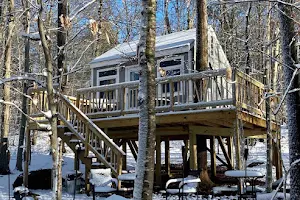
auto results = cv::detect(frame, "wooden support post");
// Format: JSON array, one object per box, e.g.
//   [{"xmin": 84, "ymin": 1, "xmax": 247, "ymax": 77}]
[
  {"xmin": 227, "ymin": 136, "xmax": 234, "ymax": 169},
  {"xmin": 234, "ymin": 119, "xmax": 242, "ymax": 170},
  {"xmin": 122, "ymin": 141, "xmax": 127, "ymax": 170},
  {"xmin": 210, "ymin": 136, "xmax": 216, "ymax": 181},
  {"xmin": 165, "ymin": 138, "xmax": 170, "ymax": 177},
  {"xmin": 85, "ymin": 165, "xmax": 91, "ymax": 194},
  {"xmin": 189, "ymin": 131, "xmax": 197, "ymax": 170},
  {"xmin": 74, "ymin": 149, "xmax": 80, "ymax": 171},
  {"xmin": 23, "ymin": 127, "xmax": 30, "ymax": 187},
  {"xmin": 156, "ymin": 136, "xmax": 162, "ymax": 187}
]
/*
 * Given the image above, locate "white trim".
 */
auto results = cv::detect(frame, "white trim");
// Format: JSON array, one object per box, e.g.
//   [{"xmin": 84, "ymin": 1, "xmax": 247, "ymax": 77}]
[
  {"xmin": 125, "ymin": 65, "xmax": 140, "ymax": 82},
  {"xmin": 96, "ymin": 67, "xmax": 119, "ymax": 86},
  {"xmin": 125, "ymin": 65, "xmax": 140, "ymax": 110}
]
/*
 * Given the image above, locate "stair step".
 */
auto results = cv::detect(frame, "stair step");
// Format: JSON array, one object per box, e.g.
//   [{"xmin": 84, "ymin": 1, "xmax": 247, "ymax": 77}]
[
  {"xmin": 69, "ymin": 139, "xmax": 81, "ymax": 143},
  {"xmin": 64, "ymin": 132, "xmax": 73, "ymax": 136},
  {"xmin": 91, "ymin": 162, "xmax": 106, "ymax": 169}
]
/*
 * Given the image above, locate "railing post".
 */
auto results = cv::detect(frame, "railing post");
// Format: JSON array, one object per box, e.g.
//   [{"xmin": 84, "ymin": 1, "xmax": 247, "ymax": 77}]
[
  {"xmin": 169, "ymin": 81, "xmax": 174, "ymax": 111},
  {"xmin": 232, "ymin": 68, "xmax": 237, "ymax": 107},
  {"xmin": 84, "ymin": 125, "xmax": 90, "ymax": 157}
]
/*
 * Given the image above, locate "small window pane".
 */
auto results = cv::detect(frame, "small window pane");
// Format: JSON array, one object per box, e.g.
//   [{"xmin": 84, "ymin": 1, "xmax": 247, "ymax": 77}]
[
  {"xmin": 130, "ymin": 71, "xmax": 139, "ymax": 81},
  {"xmin": 99, "ymin": 69, "xmax": 117, "ymax": 77},
  {"xmin": 160, "ymin": 59, "xmax": 181, "ymax": 68},
  {"xmin": 99, "ymin": 79, "xmax": 116, "ymax": 85},
  {"xmin": 165, "ymin": 69, "xmax": 180, "ymax": 76}
]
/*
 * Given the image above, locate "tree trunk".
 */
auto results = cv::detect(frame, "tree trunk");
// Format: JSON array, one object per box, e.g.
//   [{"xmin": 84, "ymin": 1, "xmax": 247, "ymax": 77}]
[
  {"xmin": 265, "ymin": 2, "xmax": 272, "ymax": 192},
  {"xmin": 164, "ymin": 0, "xmax": 171, "ymax": 34},
  {"xmin": 245, "ymin": 3, "xmax": 251, "ymax": 74},
  {"xmin": 57, "ymin": 0, "xmax": 68, "ymax": 89},
  {"xmin": 16, "ymin": 0, "xmax": 30, "ymax": 171},
  {"xmin": 278, "ymin": 1, "xmax": 300, "ymax": 199},
  {"xmin": 94, "ymin": 0, "xmax": 103, "ymax": 56},
  {"xmin": 133, "ymin": 0, "xmax": 156, "ymax": 199},
  {"xmin": 0, "ymin": 0, "xmax": 14, "ymax": 175},
  {"xmin": 195, "ymin": 0, "xmax": 213, "ymax": 187},
  {"xmin": 37, "ymin": 0, "xmax": 61, "ymax": 199}
]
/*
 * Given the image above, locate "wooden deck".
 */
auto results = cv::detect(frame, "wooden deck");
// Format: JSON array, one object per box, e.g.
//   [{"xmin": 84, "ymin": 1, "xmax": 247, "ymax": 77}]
[
  {"xmin": 74, "ymin": 68, "xmax": 279, "ymax": 139},
  {"xmin": 27, "ymin": 68, "xmax": 282, "ymax": 189}
]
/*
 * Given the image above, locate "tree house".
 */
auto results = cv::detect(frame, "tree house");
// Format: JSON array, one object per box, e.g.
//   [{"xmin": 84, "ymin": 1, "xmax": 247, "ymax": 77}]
[{"xmin": 27, "ymin": 28, "xmax": 282, "ymax": 192}]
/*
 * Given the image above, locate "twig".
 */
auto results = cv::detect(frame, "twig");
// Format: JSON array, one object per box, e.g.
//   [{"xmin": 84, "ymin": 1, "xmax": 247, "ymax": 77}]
[
  {"xmin": 70, "ymin": 0, "xmax": 96, "ymax": 21},
  {"xmin": 274, "ymin": 68, "xmax": 299, "ymax": 115}
]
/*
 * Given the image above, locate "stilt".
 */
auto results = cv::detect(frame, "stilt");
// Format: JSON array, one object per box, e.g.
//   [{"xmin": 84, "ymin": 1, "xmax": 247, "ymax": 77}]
[
  {"xmin": 227, "ymin": 136, "xmax": 234, "ymax": 169},
  {"xmin": 155, "ymin": 136, "xmax": 162, "ymax": 187},
  {"xmin": 210, "ymin": 136, "xmax": 216, "ymax": 181},
  {"xmin": 165, "ymin": 138, "xmax": 170, "ymax": 177},
  {"xmin": 234, "ymin": 119, "xmax": 242, "ymax": 169},
  {"xmin": 189, "ymin": 130, "xmax": 197, "ymax": 170},
  {"xmin": 85, "ymin": 165, "xmax": 91, "ymax": 194},
  {"xmin": 122, "ymin": 140, "xmax": 127, "ymax": 170}
]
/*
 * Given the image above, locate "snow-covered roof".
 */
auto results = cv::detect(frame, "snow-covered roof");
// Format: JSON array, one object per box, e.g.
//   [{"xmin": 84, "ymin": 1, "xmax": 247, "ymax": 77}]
[{"xmin": 90, "ymin": 28, "xmax": 198, "ymax": 64}]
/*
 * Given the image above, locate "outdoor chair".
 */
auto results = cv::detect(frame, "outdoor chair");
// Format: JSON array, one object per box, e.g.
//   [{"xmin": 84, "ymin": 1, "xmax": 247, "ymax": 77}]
[
  {"xmin": 165, "ymin": 175, "xmax": 201, "ymax": 200},
  {"xmin": 89, "ymin": 168, "xmax": 118, "ymax": 200}
]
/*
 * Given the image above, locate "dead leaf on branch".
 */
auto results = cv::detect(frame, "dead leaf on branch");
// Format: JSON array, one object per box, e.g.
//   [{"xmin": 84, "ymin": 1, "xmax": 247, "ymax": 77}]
[
  {"xmin": 89, "ymin": 19, "xmax": 98, "ymax": 36},
  {"xmin": 59, "ymin": 14, "xmax": 71, "ymax": 29}
]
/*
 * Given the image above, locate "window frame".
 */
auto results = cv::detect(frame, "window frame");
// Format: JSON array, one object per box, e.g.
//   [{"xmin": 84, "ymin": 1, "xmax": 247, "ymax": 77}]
[{"xmin": 157, "ymin": 56, "xmax": 185, "ymax": 100}]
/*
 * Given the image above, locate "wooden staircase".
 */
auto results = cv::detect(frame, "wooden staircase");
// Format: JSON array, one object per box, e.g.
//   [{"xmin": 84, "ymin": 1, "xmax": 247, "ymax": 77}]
[{"xmin": 28, "ymin": 89, "xmax": 126, "ymax": 181}]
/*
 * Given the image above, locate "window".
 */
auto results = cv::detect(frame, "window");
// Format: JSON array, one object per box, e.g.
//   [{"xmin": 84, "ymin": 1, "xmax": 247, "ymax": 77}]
[
  {"xmin": 130, "ymin": 71, "xmax": 140, "ymax": 81},
  {"xmin": 157, "ymin": 56, "xmax": 184, "ymax": 98},
  {"xmin": 96, "ymin": 68, "xmax": 118, "ymax": 98}
]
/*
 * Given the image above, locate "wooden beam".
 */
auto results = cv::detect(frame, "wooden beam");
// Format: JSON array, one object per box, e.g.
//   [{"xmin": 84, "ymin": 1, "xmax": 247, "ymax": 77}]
[
  {"xmin": 165, "ymin": 138, "xmax": 170, "ymax": 177},
  {"xmin": 210, "ymin": 136, "xmax": 216, "ymax": 181},
  {"xmin": 93, "ymin": 109, "xmax": 236, "ymax": 128},
  {"xmin": 238, "ymin": 111, "xmax": 279, "ymax": 130},
  {"xmin": 206, "ymin": 147, "xmax": 229, "ymax": 167},
  {"xmin": 217, "ymin": 136, "xmax": 233, "ymax": 169}
]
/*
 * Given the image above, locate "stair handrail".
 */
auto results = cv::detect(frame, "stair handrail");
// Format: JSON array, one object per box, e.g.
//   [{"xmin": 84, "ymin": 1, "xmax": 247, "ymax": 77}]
[{"xmin": 58, "ymin": 93, "xmax": 126, "ymax": 157}]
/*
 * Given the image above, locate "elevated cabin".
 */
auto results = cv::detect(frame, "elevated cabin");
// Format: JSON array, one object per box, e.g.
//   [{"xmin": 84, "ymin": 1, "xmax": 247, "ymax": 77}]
[{"xmin": 27, "ymin": 27, "xmax": 282, "ymax": 192}]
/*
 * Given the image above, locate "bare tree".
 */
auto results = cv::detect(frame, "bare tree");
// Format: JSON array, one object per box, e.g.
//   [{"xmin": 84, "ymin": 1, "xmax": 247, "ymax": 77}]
[
  {"xmin": 133, "ymin": 0, "xmax": 156, "ymax": 199},
  {"xmin": 37, "ymin": 0, "xmax": 61, "ymax": 199},
  {"xmin": 278, "ymin": 1, "xmax": 300, "ymax": 199},
  {"xmin": 16, "ymin": 0, "xmax": 30, "ymax": 171},
  {"xmin": 0, "ymin": 0, "xmax": 15, "ymax": 175}
]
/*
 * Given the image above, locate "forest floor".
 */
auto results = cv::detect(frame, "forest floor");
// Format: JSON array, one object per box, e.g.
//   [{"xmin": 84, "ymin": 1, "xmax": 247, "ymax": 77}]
[{"xmin": 0, "ymin": 127, "xmax": 290, "ymax": 199}]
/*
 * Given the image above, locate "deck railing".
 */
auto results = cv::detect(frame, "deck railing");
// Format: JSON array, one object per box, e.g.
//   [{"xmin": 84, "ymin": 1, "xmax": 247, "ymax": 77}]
[
  {"xmin": 234, "ymin": 70, "xmax": 266, "ymax": 117},
  {"xmin": 77, "ymin": 68, "xmax": 234, "ymax": 118},
  {"xmin": 27, "ymin": 88, "xmax": 125, "ymax": 176}
]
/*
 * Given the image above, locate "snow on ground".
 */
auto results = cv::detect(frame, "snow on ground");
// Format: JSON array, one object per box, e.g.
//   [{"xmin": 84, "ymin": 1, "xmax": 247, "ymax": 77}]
[{"xmin": 0, "ymin": 127, "xmax": 290, "ymax": 199}]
